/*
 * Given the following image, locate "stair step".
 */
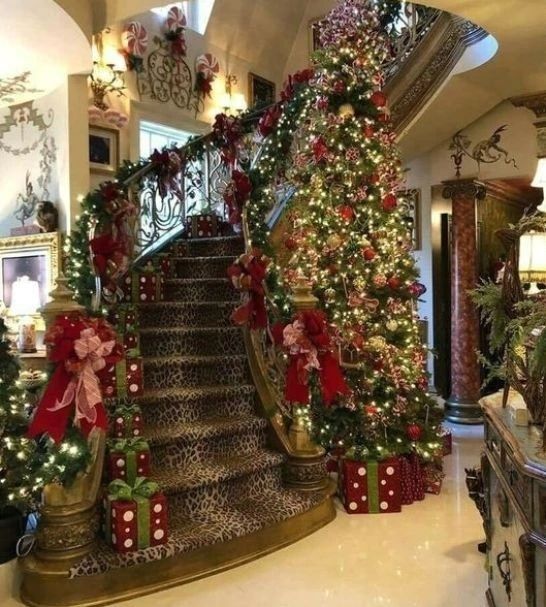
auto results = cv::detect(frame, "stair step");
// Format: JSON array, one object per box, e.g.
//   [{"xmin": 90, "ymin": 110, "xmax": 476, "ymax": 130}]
[
  {"xmin": 138, "ymin": 301, "xmax": 235, "ymax": 329},
  {"xmin": 152, "ymin": 449, "xmax": 284, "ymax": 494},
  {"xmin": 172, "ymin": 236, "xmax": 244, "ymax": 258},
  {"xmin": 140, "ymin": 326, "xmax": 245, "ymax": 357},
  {"xmin": 137, "ymin": 384, "xmax": 257, "ymax": 426},
  {"xmin": 173, "ymin": 256, "xmax": 234, "ymax": 279},
  {"xmin": 143, "ymin": 355, "xmax": 249, "ymax": 389},
  {"xmin": 148, "ymin": 416, "xmax": 268, "ymax": 468},
  {"xmin": 163, "ymin": 277, "xmax": 238, "ymax": 303},
  {"xmin": 69, "ymin": 484, "xmax": 324, "ymax": 579}
]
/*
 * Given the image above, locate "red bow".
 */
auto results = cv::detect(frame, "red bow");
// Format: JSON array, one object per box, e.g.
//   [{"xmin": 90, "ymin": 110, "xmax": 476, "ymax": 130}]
[
  {"xmin": 212, "ymin": 113, "xmax": 243, "ymax": 167},
  {"xmin": 227, "ymin": 248, "xmax": 269, "ymax": 330},
  {"xmin": 28, "ymin": 314, "xmax": 123, "ymax": 443},
  {"xmin": 272, "ymin": 310, "xmax": 349, "ymax": 405},
  {"xmin": 258, "ymin": 105, "xmax": 282, "ymax": 138},
  {"xmin": 150, "ymin": 149, "xmax": 183, "ymax": 199},
  {"xmin": 223, "ymin": 170, "xmax": 252, "ymax": 225}
]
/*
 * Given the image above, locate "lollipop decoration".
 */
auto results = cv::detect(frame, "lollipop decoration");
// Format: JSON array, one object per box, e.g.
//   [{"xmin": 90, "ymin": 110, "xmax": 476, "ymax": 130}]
[
  {"xmin": 164, "ymin": 5, "xmax": 187, "ymax": 59},
  {"xmin": 121, "ymin": 21, "xmax": 148, "ymax": 72},
  {"xmin": 195, "ymin": 53, "xmax": 220, "ymax": 99}
]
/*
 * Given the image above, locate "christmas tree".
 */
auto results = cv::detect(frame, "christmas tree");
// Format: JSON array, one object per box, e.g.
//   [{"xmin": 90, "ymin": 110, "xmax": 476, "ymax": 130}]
[
  {"xmin": 0, "ymin": 318, "xmax": 37, "ymax": 512},
  {"xmin": 275, "ymin": 0, "xmax": 441, "ymax": 459}
]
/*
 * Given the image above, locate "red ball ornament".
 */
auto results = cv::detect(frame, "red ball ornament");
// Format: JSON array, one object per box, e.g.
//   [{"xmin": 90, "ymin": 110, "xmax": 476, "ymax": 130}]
[
  {"xmin": 372, "ymin": 359, "xmax": 384, "ymax": 371},
  {"xmin": 363, "ymin": 124, "xmax": 375, "ymax": 138},
  {"xmin": 369, "ymin": 173, "xmax": 380, "ymax": 184},
  {"xmin": 382, "ymin": 193, "xmax": 398, "ymax": 212},
  {"xmin": 406, "ymin": 424, "xmax": 423, "ymax": 442},
  {"xmin": 339, "ymin": 205, "xmax": 355, "ymax": 222},
  {"xmin": 362, "ymin": 247, "xmax": 376, "ymax": 261},
  {"xmin": 285, "ymin": 236, "xmax": 297, "ymax": 251},
  {"xmin": 334, "ymin": 79, "xmax": 346, "ymax": 94},
  {"xmin": 328, "ymin": 264, "xmax": 339, "ymax": 275},
  {"xmin": 378, "ymin": 112, "xmax": 390, "ymax": 124},
  {"xmin": 370, "ymin": 90, "xmax": 387, "ymax": 108},
  {"xmin": 387, "ymin": 276, "xmax": 401, "ymax": 289}
]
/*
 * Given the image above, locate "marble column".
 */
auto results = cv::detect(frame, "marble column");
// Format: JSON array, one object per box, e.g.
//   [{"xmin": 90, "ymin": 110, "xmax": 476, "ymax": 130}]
[{"xmin": 442, "ymin": 179, "xmax": 486, "ymax": 424}]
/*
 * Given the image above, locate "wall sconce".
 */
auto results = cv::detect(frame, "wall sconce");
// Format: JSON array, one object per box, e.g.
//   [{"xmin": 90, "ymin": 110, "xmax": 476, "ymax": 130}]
[
  {"xmin": 219, "ymin": 73, "xmax": 247, "ymax": 115},
  {"xmin": 532, "ymin": 157, "xmax": 546, "ymax": 213},
  {"xmin": 10, "ymin": 276, "xmax": 40, "ymax": 353},
  {"xmin": 89, "ymin": 33, "xmax": 127, "ymax": 111},
  {"xmin": 519, "ymin": 231, "xmax": 546, "ymax": 295}
]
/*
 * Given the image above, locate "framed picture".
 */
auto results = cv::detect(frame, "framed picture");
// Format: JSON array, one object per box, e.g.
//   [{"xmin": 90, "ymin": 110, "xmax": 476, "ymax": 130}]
[
  {"xmin": 0, "ymin": 232, "xmax": 62, "ymax": 311},
  {"xmin": 309, "ymin": 16, "xmax": 326, "ymax": 55},
  {"xmin": 398, "ymin": 188, "xmax": 422, "ymax": 250},
  {"xmin": 89, "ymin": 125, "xmax": 119, "ymax": 174},
  {"xmin": 248, "ymin": 73, "xmax": 276, "ymax": 110}
]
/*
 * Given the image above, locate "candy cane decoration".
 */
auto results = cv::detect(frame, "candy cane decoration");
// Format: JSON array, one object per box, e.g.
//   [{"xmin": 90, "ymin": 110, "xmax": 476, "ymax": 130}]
[
  {"xmin": 121, "ymin": 21, "xmax": 148, "ymax": 57},
  {"xmin": 196, "ymin": 54, "xmax": 220, "ymax": 81},
  {"xmin": 166, "ymin": 5, "xmax": 187, "ymax": 31}
]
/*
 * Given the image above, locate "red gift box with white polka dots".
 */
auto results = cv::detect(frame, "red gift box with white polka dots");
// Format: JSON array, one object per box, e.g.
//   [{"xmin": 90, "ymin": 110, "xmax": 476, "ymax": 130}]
[
  {"xmin": 105, "ymin": 492, "xmax": 168, "ymax": 553},
  {"xmin": 185, "ymin": 214, "xmax": 220, "ymax": 238},
  {"xmin": 120, "ymin": 270, "xmax": 164, "ymax": 304},
  {"xmin": 107, "ymin": 441, "xmax": 151, "ymax": 484},
  {"xmin": 100, "ymin": 358, "xmax": 144, "ymax": 399},
  {"xmin": 339, "ymin": 458, "xmax": 402, "ymax": 514}
]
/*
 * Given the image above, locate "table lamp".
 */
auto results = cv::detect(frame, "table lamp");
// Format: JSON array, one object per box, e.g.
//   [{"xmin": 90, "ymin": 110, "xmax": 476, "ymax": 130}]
[
  {"xmin": 519, "ymin": 231, "xmax": 546, "ymax": 295},
  {"xmin": 10, "ymin": 276, "xmax": 40, "ymax": 352}
]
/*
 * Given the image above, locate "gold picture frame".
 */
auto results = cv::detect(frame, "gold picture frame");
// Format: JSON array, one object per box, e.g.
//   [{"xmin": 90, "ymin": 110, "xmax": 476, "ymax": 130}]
[
  {"xmin": 89, "ymin": 125, "xmax": 119, "ymax": 174},
  {"xmin": 248, "ymin": 73, "xmax": 276, "ymax": 110},
  {"xmin": 0, "ymin": 232, "xmax": 62, "ymax": 311},
  {"xmin": 309, "ymin": 15, "xmax": 327, "ymax": 56},
  {"xmin": 398, "ymin": 188, "xmax": 422, "ymax": 250}
]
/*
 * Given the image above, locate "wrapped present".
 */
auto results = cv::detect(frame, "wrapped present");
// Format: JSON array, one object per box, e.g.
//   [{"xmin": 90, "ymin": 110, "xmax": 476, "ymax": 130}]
[
  {"xmin": 113, "ymin": 403, "xmax": 143, "ymax": 438},
  {"xmin": 107, "ymin": 305, "xmax": 138, "ymax": 332},
  {"xmin": 100, "ymin": 357, "xmax": 144, "ymax": 399},
  {"xmin": 107, "ymin": 438, "xmax": 151, "ymax": 484},
  {"xmin": 326, "ymin": 448, "xmax": 345, "ymax": 473},
  {"xmin": 120, "ymin": 262, "xmax": 164, "ymax": 303},
  {"xmin": 185, "ymin": 214, "xmax": 220, "ymax": 238},
  {"xmin": 400, "ymin": 453, "xmax": 425, "ymax": 505},
  {"xmin": 122, "ymin": 331, "xmax": 140, "ymax": 357},
  {"xmin": 105, "ymin": 478, "xmax": 168, "ymax": 553},
  {"xmin": 441, "ymin": 427, "xmax": 452, "ymax": 456},
  {"xmin": 339, "ymin": 458, "xmax": 401, "ymax": 514},
  {"xmin": 423, "ymin": 462, "xmax": 445, "ymax": 495},
  {"xmin": 158, "ymin": 254, "xmax": 172, "ymax": 278}
]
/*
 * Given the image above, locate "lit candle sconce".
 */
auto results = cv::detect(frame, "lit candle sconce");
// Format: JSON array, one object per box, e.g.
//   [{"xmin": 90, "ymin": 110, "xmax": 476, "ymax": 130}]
[
  {"xmin": 10, "ymin": 276, "xmax": 41, "ymax": 353},
  {"xmin": 219, "ymin": 73, "xmax": 247, "ymax": 115},
  {"xmin": 89, "ymin": 31, "xmax": 127, "ymax": 111}
]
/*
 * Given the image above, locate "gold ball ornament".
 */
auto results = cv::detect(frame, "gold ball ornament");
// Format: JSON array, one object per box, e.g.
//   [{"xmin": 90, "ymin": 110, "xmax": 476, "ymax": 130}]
[
  {"xmin": 353, "ymin": 276, "xmax": 367, "ymax": 292},
  {"xmin": 386, "ymin": 320, "xmax": 399, "ymax": 332},
  {"xmin": 368, "ymin": 335, "xmax": 387, "ymax": 352},
  {"xmin": 325, "ymin": 288, "xmax": 337, "ymax": 302},
  {"xmin": 338, "ymin": 103, "xmax": 355, "ymax": 118},
  {"xmin": 327, "ymin": 234, "xmax": 343, "ymax": 250}
]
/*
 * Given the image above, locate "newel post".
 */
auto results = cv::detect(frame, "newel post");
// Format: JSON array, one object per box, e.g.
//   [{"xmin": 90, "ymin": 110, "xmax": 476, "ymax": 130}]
[
  {"xmin": 283, "ymin": 278, "xmax": 329, "ymax": 491},
  {"xmin": 31, "ymin": 275, "xmax": 105, "ymax": 565}
]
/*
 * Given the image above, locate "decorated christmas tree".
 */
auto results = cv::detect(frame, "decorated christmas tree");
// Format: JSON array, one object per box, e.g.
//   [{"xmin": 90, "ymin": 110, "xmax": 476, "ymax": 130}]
[
  {"xmin": 0, "ymin": 319, "xmax": 37, "ymax": 512},
  {"xmin": 269, "ymin": 0, "xmax": 441, "ymax": 460}
]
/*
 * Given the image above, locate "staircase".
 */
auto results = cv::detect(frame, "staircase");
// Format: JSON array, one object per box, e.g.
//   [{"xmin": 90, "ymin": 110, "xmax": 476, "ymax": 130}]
[{"xmin": 23, "ymin": 236, "xmax": 334, "ymax": 606}]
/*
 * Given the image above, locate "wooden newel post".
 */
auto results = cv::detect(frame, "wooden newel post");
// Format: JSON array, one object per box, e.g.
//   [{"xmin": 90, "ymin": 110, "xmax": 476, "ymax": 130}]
[
  {"xmin": 283, "ymin": 277, "xmax": 329, "ymax": 491},
  {"xmin": 22, "ymin": 275, "xmax": 105, "ymax": 574}
]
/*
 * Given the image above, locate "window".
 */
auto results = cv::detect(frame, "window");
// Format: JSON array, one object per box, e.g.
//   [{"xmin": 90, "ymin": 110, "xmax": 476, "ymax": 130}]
[
  {"xmin": 139, "ymin": 120, "xmax": 195, "ymax": 159},
  {"xmin": 150, "ymin": 0, "xmax": 216, "ymax": 35}
]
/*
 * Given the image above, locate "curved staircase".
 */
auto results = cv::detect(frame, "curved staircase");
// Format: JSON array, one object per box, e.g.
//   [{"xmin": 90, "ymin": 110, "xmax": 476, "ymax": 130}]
[{"xmin": 21, "ymin": 235, "xmax": 334, "ymax": 607}]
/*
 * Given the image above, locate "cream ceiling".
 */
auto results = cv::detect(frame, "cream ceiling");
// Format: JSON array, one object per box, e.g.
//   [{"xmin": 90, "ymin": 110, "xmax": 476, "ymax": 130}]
[{"xmin": 0, "ymin": 0, "xmax": 91, "ymax": 108}]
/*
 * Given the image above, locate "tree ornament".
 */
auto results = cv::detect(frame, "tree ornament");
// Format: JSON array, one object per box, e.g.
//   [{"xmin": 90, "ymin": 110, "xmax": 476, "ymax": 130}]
[
  {"xmin": 368, "ymin": 336, "xmax": 387, "ymax": 352},
  {"xmin": 382, "ymin": 193, "xmax": 398, "ymax": 211},
  {"xmin": 386, "ymin": 320, "xmax": 399, "ymax": 332},
  {"xmin": 327, "ymin": 234, "xmax": 342, "ymax": 250},
  {"xmin": 387, "ymin": 276, "xmax": 401, "ymax": 290},
  {"xmin": 339, "ymin": 205, "xmax": 355, "ymax": 222},
  {"xmin": 285, "ymin": 236, "xmax": 298, "ymax": 251},
  {"xmin": 333, "ymin": 79, "xmax": 346, "ymax": 94},
  {"xmin": 325, "ymin": 288, "xmax": 337, "ymax": 302},
  {"xmin": 406, "ymin": 424, "xmax": 423, "ymax": 442},
  {"xmin": 362, "ymin": 247, "xmax": 376, "ymax": 261},
  {"xmin": 363, "ymin": 124, "xmax": 375, "ymax": 138},
  {"xmin": 370, "ymin": 90, "xmax": 387, "ymax": 108},
  {"xmin": 338, "ymin": 103, "xmax": 355, "ymax": 118},
  {"xmin": 373, "ymin": 274, "xmax": 387, "ymax": 288},
  {"xmin": 328, "ymin": 263, "xmax": 339, "ymax": 275}
]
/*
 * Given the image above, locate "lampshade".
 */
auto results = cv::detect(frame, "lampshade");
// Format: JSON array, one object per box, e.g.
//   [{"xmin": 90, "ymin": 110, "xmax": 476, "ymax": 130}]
[
  {"xmin": 232, "ymin": 93, "xmax": 247, "ymax": 113},
  {"xmin": 519, "ymin": 232, "xmax": 546, "ymax": 282},
  {"xmin": 531, "ymin": 158, "xmax": 546, "ymax": 213},
  {"xmin": 10, "ymin": 276, "xmax": 40, "ymax": 316}
]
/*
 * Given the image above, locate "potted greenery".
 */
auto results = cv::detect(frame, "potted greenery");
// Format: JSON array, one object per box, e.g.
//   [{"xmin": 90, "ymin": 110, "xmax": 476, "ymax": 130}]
[{"xmin": 0, "ymin": 317, "xmax": 37, "ymax": 563}]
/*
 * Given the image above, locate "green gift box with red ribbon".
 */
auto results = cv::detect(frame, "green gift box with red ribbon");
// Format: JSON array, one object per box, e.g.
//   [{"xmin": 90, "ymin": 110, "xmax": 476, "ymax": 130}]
[
  {"xmin": 105, "ymin": 478, "xmax": 168, "ymax": 553},
  {"xmin": 107, "ymin": 438, "xmax": 151, "ymax": 484},
  {"xmin": 338, "ymin": 458, "xmax": 402, "ymax": 514},
  {"xmin": 100, "ymin": 356, "xmax": 143, "ymax": 399}
]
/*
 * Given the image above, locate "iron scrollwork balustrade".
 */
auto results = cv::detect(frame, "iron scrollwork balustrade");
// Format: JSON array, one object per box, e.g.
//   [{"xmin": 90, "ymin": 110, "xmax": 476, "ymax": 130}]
[{"xmin": 497, "ymin": 541, "xmax": 513, "ymax": 602}]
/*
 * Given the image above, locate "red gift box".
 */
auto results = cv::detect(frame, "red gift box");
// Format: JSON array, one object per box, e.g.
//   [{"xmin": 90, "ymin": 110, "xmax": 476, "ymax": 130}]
[
  {"xmin": 185, "ymin": 214, "xmax": 220, "ymax": 238},
  {"xmin": 339, "ymin": 458, "xmax": 401, "ymax": 514},
  {"xmin": 101, "ymin": 357, "xmax": 143, "ymax": 399},
  {"xmin": 107, "ymin": 305, "xmax": 137, "ymax": 332},
  {"xmin": 121, "ymin": 264, "xmax": 164, "ymax": 304},
  {"xmin": 326, "ymin": 448, "xmax": 345, "ymax": 473},
  {"xmin": 122, "ymin": 331, "xmax": 140, "ymax": 357},
  {"xmin": 107, "ymin": 438, "xmax": 151, "ymax": 484},
  {"xmin": 158, "ymin": 255, "xmax": 172, "ymax": 277},
  {"xmin": 105, "ymin": 479, "xmax": 168, "ymax": 553},
  {"xmin": 441, "ymin": 427, "xmax": 452, "ymax": 456},
  {"xmin": 400, "ymin": 453, "xmax": 425, "ymax": 505},
  {"xmin": 113, "ymin": 404, "xmax": 143, "ymax": 438},
  {"xmin": 423, "ymin": 462, "xmax": 445, "ymax": 495}
]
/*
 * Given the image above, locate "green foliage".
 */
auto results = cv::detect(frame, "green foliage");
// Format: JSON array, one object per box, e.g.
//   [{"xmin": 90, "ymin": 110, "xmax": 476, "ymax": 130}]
[{"xmin": 470, "ymin": 281, "xmax": 509, "ymax": 354}]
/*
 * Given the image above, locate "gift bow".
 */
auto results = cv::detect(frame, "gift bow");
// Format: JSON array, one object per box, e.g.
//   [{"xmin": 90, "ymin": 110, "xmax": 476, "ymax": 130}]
[
  {"xmin": 48, "ymin": 328, "xmax": 116, "ymax": 427},
  {"xmin": 114, "ymin": 403, "xmax": 141, "ymax": 421},
  {"xmin": 108, "ymin": 477, "xmax": 159, "ymax": 501},
  {"xmin": 109, "ymin": 437, "xmax": 149, "ymax": 453}
]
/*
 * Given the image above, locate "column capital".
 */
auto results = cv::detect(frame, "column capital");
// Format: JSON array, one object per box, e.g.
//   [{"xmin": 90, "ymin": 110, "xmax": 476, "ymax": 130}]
[
  {"xmin": 442, "ymin": 179, "xmax": 486, "ymax": 201},
  {"xmin": 510, "ymin": 91, "xmax": 546, "ymax": 119}
]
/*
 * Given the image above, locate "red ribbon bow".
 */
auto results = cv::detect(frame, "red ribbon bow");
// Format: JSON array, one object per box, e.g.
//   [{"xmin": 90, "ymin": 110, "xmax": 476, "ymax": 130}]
[
  {"xmin": 223, "ymin": 170, "xmax": 252, "ymax": 225},
  {"xmin": 272, "ymin": 310, "xmax": 349, "ymax": 405},
  {"xmin": 28, "ymin": 314, "xmax": 123, "ymax": 443},
  {"xmin": 227, "ymin": 248, "xmax": 269, "ymax": 330}
]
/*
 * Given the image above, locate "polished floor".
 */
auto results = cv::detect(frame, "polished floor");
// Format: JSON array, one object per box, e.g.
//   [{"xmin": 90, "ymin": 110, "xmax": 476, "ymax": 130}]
[{"xmin": 4, "ymin": 423, "xmax": 487, "ymax": 607}]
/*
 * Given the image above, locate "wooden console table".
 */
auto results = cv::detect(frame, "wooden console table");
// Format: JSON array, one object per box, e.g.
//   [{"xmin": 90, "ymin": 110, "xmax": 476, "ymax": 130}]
[{"xmin": 482, "ymin": 392, "xmax": 546, "ymax": 607}]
